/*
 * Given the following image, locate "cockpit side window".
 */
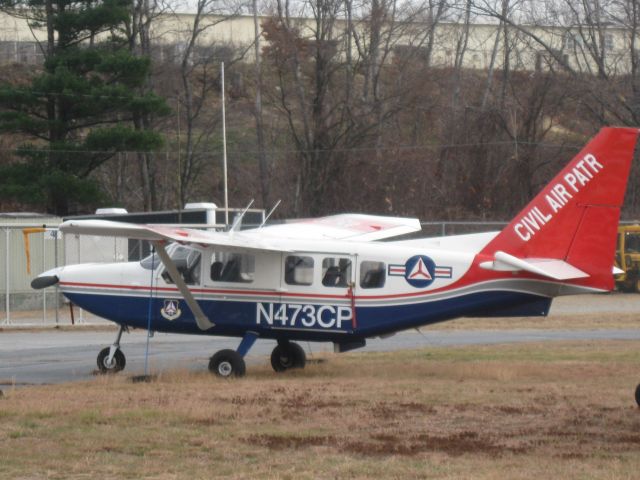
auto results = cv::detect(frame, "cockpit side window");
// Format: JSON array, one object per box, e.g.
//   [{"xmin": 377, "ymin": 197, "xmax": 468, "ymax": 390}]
[
  {"xmin": 161, "ymin": 246, "xmax": 201, "ymax": 285},
  {"xmin": 210, "ymin": 251, "xmax": 255, "ymax": 283}
]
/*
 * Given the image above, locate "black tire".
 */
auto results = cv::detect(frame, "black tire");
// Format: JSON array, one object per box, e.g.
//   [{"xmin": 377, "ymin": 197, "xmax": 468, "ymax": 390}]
[
  {"xmin": 97, "ymin": 347, "xmax": 126, "ymax": 374},
  {"xmin": 209, "ymin": 349, "xmax": 246, "ymax": 378},
  {"xmin": 271, "ymin": 342, "xmax": 306, "ymax": 372},
  {"xmin": 288, "ymin": 342, "xmax": 306, "ymax": 369},
  {"xmin": 635, "ymin": 383, "xmax": 640, "ymax": 407}
]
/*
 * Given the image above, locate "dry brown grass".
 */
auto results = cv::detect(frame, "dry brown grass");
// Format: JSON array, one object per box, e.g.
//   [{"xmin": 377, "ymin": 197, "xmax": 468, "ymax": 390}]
[
  {"xmin": 434, "ymin": 312, "xmax": 640, "ymax": 330},
  {"xmin": 1, "ymin": 340, "xmax": 640, "ymax": 479}
]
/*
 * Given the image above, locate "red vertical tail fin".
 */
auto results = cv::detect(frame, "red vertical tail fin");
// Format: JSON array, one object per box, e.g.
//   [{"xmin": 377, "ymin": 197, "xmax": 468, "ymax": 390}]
[{"xmin": 479, "ymin": 127, "xmax": 639, "ymax": 290}]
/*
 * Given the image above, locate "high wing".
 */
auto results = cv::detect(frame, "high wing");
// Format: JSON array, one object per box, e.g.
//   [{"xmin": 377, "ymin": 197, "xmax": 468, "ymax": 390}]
[
  {"xmin": 59, "ymin": 219, "xmax": 290, "ymax": 253},
  {"xmin": 60, "ymin": 214, "xmax": 421, "ymax": 247},
  {"xmin": 247, "ymin": 214, "xmax": 421, "ymax": 241}
]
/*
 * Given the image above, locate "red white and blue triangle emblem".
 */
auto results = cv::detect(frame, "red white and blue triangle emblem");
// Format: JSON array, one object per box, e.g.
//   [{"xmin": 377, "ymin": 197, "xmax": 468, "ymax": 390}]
[
  {"xmin": 408, "ymin": 257, "xmax": 433, "ymax": 280},
  {"xmin": 388, "ymin": 255, "xmax": 452, "ymax": 288}
]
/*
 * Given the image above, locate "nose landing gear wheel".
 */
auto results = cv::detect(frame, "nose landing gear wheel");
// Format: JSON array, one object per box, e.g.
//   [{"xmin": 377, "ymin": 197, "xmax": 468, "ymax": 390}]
[
  {"xmin": 97, "ymin": 347, "xmax": 126, "ymax": 373},
  {"xmin": 271, "ymin": 342, "xmax": 306, "ymax": 372},
  {"xmin": 209, "ymin": 349, "xmax": 246, "ymax": 378}
]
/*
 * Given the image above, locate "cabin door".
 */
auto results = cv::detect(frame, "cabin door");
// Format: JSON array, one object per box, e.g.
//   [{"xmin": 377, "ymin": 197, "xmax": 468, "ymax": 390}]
[{"xmin": 274, "ymin": 252, "xmax": 356, "ymax": 332}]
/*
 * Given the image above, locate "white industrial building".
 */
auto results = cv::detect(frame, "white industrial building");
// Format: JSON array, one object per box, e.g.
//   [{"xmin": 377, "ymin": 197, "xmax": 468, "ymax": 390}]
[{"xmin": 0, "ymin": 11, "xmax": 634, "ymax": 75}]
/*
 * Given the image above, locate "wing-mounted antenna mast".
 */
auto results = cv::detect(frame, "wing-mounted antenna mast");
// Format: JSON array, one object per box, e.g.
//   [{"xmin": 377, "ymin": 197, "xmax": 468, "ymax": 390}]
[
  {"xmin": 258, "ymin": 200, "xmax": 281, "ymax": 229},
  {"xmin": 229, "ymin": 199, "xmax": 255, "ymax": 234}
]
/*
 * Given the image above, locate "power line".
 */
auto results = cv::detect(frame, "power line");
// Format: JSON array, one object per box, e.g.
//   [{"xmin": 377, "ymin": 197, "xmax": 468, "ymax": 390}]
[
  {"xmin": 0, "ymin": 87, "xmax": 160, "ymax": 101},
  {"xmin": 0, "ymin": 140, "xmax": 581, "ymax": 157}
]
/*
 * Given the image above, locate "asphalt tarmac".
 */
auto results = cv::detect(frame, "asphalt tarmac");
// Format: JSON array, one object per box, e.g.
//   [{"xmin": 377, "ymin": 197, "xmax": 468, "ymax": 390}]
[
  {"xmin": 2, "ymin": 327, "xmax": 640, "ymax": 386},
  {"xmin": 2, "ymin": 293, "xmax": 640, "ymax": 386}
]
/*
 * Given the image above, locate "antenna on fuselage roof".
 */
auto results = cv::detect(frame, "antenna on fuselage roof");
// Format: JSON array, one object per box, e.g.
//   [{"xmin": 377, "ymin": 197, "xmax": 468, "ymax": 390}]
[
  {"xmin": 229, "ymin": 199, "xmax": 255, "ymax": 233},
  {"xmin": 258, "ymin": 199, "xmax": 282, "ymax": 229}
]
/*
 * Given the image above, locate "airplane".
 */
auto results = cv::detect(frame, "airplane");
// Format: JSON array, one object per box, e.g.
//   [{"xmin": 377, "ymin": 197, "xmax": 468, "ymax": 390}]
[{"xmin": 31, "ymin": 127, "xmax": 639, "ymax": 379}]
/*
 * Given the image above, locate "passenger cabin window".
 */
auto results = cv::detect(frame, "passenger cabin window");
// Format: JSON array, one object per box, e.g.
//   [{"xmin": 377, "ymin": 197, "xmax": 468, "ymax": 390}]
[
  {"xmin": 285, "ymin": 255, "xmax": 314, "ymax": 285},
  {"xmin": 322, "ymin": 257, "xmax": 351, "ymax": 287},
  {"xmin": 161, "ymin": 247, "xmax": 201, "ymax": 285},
  {"xmin": 360, "ymin": 261, "xmax": 386, "ymax": 289},
  {"xmin": 210, "ymin": 252, "xmax": 255, "ymax": 283}
]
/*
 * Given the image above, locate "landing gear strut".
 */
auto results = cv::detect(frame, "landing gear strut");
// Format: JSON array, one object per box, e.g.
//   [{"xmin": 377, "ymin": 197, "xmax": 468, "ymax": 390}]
[
  {"xmin": 97, "ymin": 325, "xmax": 127, "ymax": 373},
  {"xmin": 271, "ymin": 340, "xmax": 306, "ymax": 372}
]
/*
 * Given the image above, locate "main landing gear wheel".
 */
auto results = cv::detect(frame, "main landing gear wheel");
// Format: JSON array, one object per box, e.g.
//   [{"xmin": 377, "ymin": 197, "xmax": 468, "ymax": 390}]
[
  {"xmin": 209, "ymin": 349, "xmax": 246, "ymax": 378},
  {"xmin": 97, "ymin": 347, "xmax": 126, "ymax": 373},
  {"xmin": 635, "ymin": 384, "xmax": 640, "ymax": 407},
  {"xmin": 271, "ymin": 342, "xmax": 306, "ymax": 372}
]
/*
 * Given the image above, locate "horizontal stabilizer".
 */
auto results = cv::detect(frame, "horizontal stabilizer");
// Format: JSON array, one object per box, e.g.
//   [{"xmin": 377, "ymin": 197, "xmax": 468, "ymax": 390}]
[{"xmin": 479, "ymin": 251, "xmax": 589, "ymax": 281}]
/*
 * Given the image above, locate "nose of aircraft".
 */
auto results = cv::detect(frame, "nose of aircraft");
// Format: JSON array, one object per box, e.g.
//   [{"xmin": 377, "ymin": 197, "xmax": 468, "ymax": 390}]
[
  {"xmin": 31, "ymin": 275, "xmax": 59, "ymax": 289},
  {"xmin": 31, "ymin": 267, "xmax": 63, "ymax": 290}
]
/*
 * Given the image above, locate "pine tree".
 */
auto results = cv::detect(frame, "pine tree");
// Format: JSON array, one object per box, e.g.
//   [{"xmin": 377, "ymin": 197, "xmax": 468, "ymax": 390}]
[{"xmin": 0, "ymin": 0, "xmax": 169, "ymax": 215}]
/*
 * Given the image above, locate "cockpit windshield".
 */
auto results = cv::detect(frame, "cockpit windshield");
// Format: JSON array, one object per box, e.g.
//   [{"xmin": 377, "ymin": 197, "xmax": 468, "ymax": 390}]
[
  {"xmin": 139, "ymin": 246, "xmax": 202, "ymax": 285},
  {"xmin": 161, "ymin": 246, "xmax": 202, "ymax": 285},
  {"xmin": 140, "ymin": 252, "xmax": 160, "ymax": 270}
]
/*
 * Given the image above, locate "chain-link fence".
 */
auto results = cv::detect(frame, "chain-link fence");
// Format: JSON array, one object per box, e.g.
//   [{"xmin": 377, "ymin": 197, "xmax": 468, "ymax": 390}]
[{"xmin": 0, "ymin": 224, "xmax": 118, "ymax": 327}]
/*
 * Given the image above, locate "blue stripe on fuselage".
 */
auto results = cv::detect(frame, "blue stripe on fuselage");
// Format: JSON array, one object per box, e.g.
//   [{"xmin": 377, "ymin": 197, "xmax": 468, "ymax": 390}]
[{"xmin": 64, "ymin": 289, "xmax": 551, "ymax": 342}]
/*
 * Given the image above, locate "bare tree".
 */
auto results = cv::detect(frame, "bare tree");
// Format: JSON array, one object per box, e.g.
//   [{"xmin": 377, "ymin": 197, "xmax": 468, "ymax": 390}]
[
  {"xmin": 125, "ymin": 0, "xmax": 169, "ymax": 211},
  {"xmin": 262, "ymin": 0, "xmax": 450, "ymax": 216},
  {"xmin": 472, "ymin": 0, "xmax": 640, "ymax": 124},
  {"xmin": 253, "ymin": 0, "xmax": 270, "ymax": 208},
  {"xmin": 173, "ymin": 0, "xmax": 248, "ymax": 207}
]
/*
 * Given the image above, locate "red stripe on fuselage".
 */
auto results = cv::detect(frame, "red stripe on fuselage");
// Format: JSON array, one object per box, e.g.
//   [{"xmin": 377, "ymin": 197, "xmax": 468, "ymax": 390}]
[
  {"xmin": 60, "ymin": 281, "xmax": 347, "ymax": 300},
  {"xmin": 59, "ymin": 265, "xmax": 552, "ymax": 301}
]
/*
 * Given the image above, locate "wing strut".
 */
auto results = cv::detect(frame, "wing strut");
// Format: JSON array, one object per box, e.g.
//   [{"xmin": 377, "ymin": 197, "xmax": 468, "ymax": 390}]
[{"xmin": 153, "ymin": 241, "xmax": 215, "ymax": 330}]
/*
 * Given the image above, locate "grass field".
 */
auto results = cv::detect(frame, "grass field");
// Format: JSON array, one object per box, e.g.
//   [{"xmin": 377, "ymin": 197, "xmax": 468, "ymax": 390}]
[
  {"xmin": 435, "ymin": 311, "xmax": 640, "ymax": 330},
  {"xmin": 1, "ymin": 340, "xmax": 640, "ymax": 479}
]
